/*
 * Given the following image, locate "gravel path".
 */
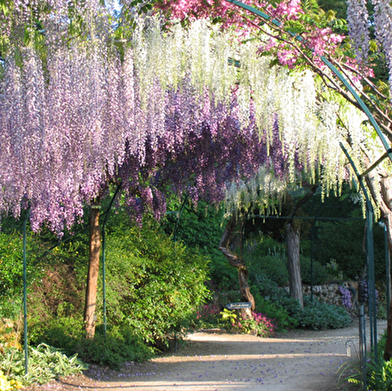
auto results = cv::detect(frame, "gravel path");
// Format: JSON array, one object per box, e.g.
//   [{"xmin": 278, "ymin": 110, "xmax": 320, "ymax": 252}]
[{"xmin": 25, "ymin": 320, "xmax": 387, "ymax": 391}]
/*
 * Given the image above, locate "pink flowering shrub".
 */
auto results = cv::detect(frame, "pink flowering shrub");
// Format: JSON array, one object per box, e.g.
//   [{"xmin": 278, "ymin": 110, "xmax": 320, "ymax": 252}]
[
  {"xmin": 220, "ymin": 309, "xmax": 276, "ymax": 337},
  {"xmin": 194, "ymin": 304, "xmax": 222, "ymax": 328}
]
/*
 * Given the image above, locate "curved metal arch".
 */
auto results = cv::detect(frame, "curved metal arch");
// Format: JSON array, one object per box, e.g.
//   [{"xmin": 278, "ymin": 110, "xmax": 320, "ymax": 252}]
[{"xmin": 225, "ymin": 0, "xmax": 392, "ymax": 162}]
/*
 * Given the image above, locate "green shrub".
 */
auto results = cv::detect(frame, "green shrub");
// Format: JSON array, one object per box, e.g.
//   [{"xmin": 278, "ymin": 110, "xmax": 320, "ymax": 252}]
[
  {"xmin": 76, "ymin": 326, "xmax": 154, "ymax": 369},
  {"xmin": 253, "ymin": 273, "xmax": 300, "ymax": 330},
  {"xmin": 255, "ymin": 297, "xmax": 298, "ymax": 331},
  {"xmin": 1, "ymin": 343, "xmax": 87, "ymax": 387},
  {"xmin": 219, "ymin": 309, "xmax": 277, "ymax": 337},
  {"xmin": 248, "ymin": 253, "xmax": 289, "ymax": 287},
  {"xmin": 99, "ymin": 222, "xmax": 210, "ymax": 349},
  {"xmin": 298, "ymin": 296, "xmax": 352, "ymax": 330},
  {"xmin": 193, "ymin": 303, "xmax": 222, "ymax": 329},
  {"xmin": 252, "ymin": 273, "xmax": 351, "ymax": 331},
  {"xmin": 300, "ymin": 255, "xmax": 330, "ymax": 285},
  {"xmin": 30, "ymin": 317, "xmax": 154, "ymax": 370}
]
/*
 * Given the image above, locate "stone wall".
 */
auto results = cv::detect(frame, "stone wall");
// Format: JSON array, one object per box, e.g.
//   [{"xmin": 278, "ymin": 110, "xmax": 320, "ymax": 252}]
[{"xmin": 285, "ymin": 281, "xmax": 358, "ymax": 307}]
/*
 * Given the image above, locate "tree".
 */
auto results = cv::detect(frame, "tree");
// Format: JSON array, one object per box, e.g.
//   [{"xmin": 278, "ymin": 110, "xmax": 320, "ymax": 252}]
[
  {"xmin": 2, "ymin": 5, "xmax": 308, "ymax": 336},
  {"xmin": 3, "ymin": 0, "xmax": 392, "ymax": 352}
]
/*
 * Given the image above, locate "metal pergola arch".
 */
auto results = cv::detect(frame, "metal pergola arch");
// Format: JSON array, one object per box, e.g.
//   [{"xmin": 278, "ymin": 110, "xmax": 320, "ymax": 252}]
[{"xmin": 223, "ymin": 0, "xmax": 392, "ymax": 387}]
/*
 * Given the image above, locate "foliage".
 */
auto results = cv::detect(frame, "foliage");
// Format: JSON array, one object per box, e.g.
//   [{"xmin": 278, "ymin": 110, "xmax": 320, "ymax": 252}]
[
  {"xmin": 219, "ymin": 309, "xmax": 277, "ymax": 337},
  {"xmin": 365, "ymin": 359, "xmax": 392, "ymax": 391},
  {"xmin": 0, "ymin": 231, "xmax": 43, "ymax": 308},
  {"xmin": 338, "ymin": 329, "xmax": 392, "ymax": 390},
  {"xmin": 252, "ymin": 273, "xmax": 351, "ymax": 331},
  {"xmin": 254, "ymin": 296, "xmax": 298, "ymax": 331},
  {"xmin": 0, "ymin": 343, "xmax": 87, "ymax": 387},
  {"xmin": 96, "ymin": 220, "xmax": 210, "ymax": 348},
  {"xmin": 30, "ymin": 317, "xmax": 154, "ymax": 370},
  {"xmin": 193, "ymin": 303, "xmax": 222, "ymax": 329},
  {"xmin": 161, "ymin": 199, "xmax": 236, "ymax": 291},
  {"xmin": 252, "ymin": 273, "xmax": 301, "ymax": 329},
  {"xmin": 313, "ymin": 219, "xmax": 385, "ymax": 281},
  {"xmin": 300, "ymin": 255, "xmax": 330, "ymax": 285},
  {"xmin": 245, "ymin": 248, "xmax": 289, "ymax": 287},
  {"xmin": 298, "ymin": 296, "xmax": 352, "ymax": 330},
  {"xmin": 76, "ymin": 326, "xmax": 155, "ymax": 370},
  {"xmin": 16, "ymin": 215, "xmax": 209, "ymax": 359}
]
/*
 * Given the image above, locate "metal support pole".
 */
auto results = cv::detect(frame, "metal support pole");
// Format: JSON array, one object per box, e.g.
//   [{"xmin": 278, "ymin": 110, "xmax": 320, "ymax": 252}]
[
  {"xmin": 310, "ymin": 205, "xmax": 323, "ymax": 303},
  {"xmin": 101, "ymin": 185, "xmax": 121, "ymax": 337},
  {"xmin": 23, "ymin": 208, "xmax": 30, "ymax": 375},
  {"xmin": 366, "ymin": 205, "xmax": 377, "ymax": 358},
  {"xmin": 340, "ymin": 144, "xmax": 378, "ymax": 378},
  {"xmin": 386, "ymin": 225, "xmax": 391, "ymax": 320},
  {"xmin": 358, "ymin": 279, "xmax": 367, "ymax": 390}
]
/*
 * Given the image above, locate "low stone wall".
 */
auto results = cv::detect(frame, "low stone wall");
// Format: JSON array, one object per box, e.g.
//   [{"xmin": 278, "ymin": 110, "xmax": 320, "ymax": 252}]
[
  {"xmin": 301, "ymin": 281, "xmax": 358, "ymax": 306},
  {"xmin": 285, "ymin": 281, "xmax": 357, "ymax": 307}
]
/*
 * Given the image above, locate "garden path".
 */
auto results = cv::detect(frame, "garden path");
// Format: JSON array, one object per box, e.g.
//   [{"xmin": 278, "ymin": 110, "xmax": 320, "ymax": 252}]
[{"xmin": 25, "ymin": 320, "xmax": 387, "ymax": 391}]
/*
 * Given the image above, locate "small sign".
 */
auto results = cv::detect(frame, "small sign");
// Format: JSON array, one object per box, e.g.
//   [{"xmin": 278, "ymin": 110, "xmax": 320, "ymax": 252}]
[{"xmin": 226, "ymin": 302, "xmax": 252, "ymax": 310}]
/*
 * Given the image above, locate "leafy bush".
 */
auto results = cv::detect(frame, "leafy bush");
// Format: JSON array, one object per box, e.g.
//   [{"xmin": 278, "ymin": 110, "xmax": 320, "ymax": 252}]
[
  {"xmin": 339, "ymin": 330, "xmax": 392, "ymax": 390},
  {"xmin": 314, "ymin": 219, "xmax": 385, "ymax": 281},
  {"xmin": 298, "ymin": 296, "xmax": 352, "ymax": 330},
  {"xmin": 0, "ymin": 343, "xmax": 87, "ymax": 387},
  {"xmin": 76, "ymin": 326, "xmax": 154, "ymax": 369},
  {"xmin": 252, "ymin": 273, "xmax": 300, "ymax": 330},
  {"xmin": 252, "ymin": 273, "xmax": 351, "ymax": 331},
  {"xmin": 193, "ymin": 303, "xmax": 222, "ymax": 329},
  {"xmin": 98, "ymin": 221, "xmax": 210, "ymax": 349},
  {"xmin": 247, "ymin": 252, "xmax": 289, "ymax": 287},
  {"xmin": 219, "ymin": 309, "xmax": 277, "ymax": 337},
  {"xmin": 30, "ymin": 317, "xmax": 154, "ymax": 370},
  {"xmin": 300, "ymin": 255, "xmax": 330, "ymax": 285},
  {"xmin": 255, "ymin": 297, "xmax": 298, "ymax": 331}
]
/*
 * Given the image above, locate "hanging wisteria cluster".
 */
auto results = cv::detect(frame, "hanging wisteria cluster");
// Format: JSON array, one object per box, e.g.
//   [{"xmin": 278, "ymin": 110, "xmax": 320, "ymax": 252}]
[
  {"xmin": 346, "ymin": 0, "xmax": 392, "ymax": 98},
  {"xmin": 346, "ymin": 0, "xmax": 370, "ymax": 65},
  {"xmin": 0, "ymin": 6, "xmax": 371, "ymax": 233}
]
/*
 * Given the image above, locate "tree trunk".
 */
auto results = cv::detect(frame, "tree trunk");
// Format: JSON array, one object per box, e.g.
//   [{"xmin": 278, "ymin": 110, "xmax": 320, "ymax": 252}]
[
  {"xmin": 84, "ymin": 202, "xmax": 101, "ymax": 338},
  {"xmin": 286, "ymin": 221, "xmax": 303, "ymax": 308},
  {"xmin": 219, "ymin": 215, "xmax": 255, "ymax": 310},
  {"xmin": 285, "ymin": 185, "xmax": 317, "ymax": 308}
]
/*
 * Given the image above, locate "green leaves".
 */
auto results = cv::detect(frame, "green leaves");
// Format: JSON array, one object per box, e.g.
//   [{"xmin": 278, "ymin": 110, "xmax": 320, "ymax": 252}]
[{"xmin": 1, "ymin": 343, "xmax": 87, "ymax": 386}]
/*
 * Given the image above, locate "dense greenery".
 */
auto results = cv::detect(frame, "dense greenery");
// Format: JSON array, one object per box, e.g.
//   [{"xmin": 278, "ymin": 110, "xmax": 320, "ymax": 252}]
[
  {"xmin": 1, "ymin": 210, "xmax": 210, "ymax": 372},
  {"xmin": 252, "ymin": 273, "xmax": 351, "ymax": 331},
  {"xmin": 1, "ymin": 343, "xmax": 87, "ymax": 388},
  {"xmin": 0, "ymin": 188, "xmax": 380, "ymax": 388}
]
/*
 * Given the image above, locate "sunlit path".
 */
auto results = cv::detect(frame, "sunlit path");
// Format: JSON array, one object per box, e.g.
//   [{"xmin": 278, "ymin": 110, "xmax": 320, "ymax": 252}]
[{"xmin": 33, "ymin": 320, "xmax": 387, "ymax": 391}]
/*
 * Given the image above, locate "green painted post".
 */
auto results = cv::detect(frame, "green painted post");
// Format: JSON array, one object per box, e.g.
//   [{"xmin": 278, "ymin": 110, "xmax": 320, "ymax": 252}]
[
  {"xmin": 23, "ymin": 208, "xmax": 30, "ymax": 375},
  {"xmin": 366, "ymin": 205, "xmax": 377, "ymax": 358},
  {"xmin": 340, "ymin": 143, "xmax": 376, "ymax": 380},
  {"xmin": 101, "ymin": 185, "xmax": 121, "ymax": 337},
  {"xmin": 310, "ymin": 206, "xmax": 323, "ymax": 303},
  {"xmin": 386, "ymin": 225, "xmax": 391, "ymax": 320}
]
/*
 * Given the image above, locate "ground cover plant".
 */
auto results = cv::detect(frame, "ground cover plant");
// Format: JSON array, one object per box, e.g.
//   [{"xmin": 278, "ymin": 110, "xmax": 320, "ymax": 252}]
[
  {"xmin": 338, "ymin": 329, "xmax": 392, "ymax": 390},
  {"xmin": 0, "ymin": 343, "xmax": 87, "ymax": 388}
]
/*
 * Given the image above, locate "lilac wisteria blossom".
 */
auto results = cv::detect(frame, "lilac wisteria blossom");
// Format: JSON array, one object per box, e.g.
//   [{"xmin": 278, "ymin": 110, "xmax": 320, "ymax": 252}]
[
  {"xmin": 372, "ymin": 0, "xmax": 392, "ymax": 97},
  {"xmin": 346, "ymin": 0, "xmax": 370, "ymax": 65}
]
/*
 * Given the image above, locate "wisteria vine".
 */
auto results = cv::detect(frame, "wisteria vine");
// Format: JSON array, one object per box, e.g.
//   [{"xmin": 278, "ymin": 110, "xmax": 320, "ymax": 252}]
[{"xmin": 0, "ymin": 4, "xmax": 372, "ymax": 233}]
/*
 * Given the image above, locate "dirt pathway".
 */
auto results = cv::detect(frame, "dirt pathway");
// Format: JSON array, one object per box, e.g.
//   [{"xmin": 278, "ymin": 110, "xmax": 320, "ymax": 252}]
[{"xmin": 26, "ymin": 320, "xmax": 387, "ymax": 391}]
